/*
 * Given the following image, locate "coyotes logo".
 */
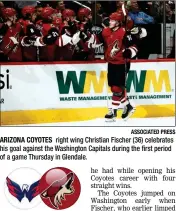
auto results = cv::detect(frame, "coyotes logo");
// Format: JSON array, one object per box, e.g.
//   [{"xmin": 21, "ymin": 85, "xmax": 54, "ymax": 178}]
[
  {"xmin": 41, "ymin": 173, "xmax": 74, "ymax": 208},
  {"xmin": 39, "ymin": 167, "xmax": 81, "ymax": 210},
  {"xmin": 5, "ymin": 32, "xmax": 19, "ymax": 53},
  {"xmin": 108, "ymin": 39, "xmax": 120, "ymax": 59}
]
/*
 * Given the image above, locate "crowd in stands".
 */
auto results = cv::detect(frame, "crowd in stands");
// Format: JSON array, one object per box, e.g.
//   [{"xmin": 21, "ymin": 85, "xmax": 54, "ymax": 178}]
[{"xmin": 0, "ymin": 1, "xmax": 175, "ymax": 62}]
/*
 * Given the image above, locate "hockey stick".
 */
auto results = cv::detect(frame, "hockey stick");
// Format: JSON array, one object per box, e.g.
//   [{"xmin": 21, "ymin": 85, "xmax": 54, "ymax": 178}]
[
  {"xmin": 36, "ymin": 46, "xmax": 40, "ymax": 61},
  {"xmin": 105, "ymin": 66, "xmax": 110, "ymax": 109},
  {"xmin": 72, "ymin": 1, "xmax": 91, "ymax": 10},
  {"xmin": 100, "ymin": 23, "xmax": 109, "ymax": 108},
  {"xmin": 122, "ymin": 3, "xmax": 128, "ymax": 102},
  {"xmin": 122, "ymin": 3, "xmax": 127, "ymax": 78}
]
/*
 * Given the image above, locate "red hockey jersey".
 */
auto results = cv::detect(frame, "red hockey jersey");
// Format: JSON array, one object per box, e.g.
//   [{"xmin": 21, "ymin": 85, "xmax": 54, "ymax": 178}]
[
  {"xmin": 19, "ymin": 19, "xmax": 39, "ymax": 61},
  {"xmin": 36, "ymin": 21, "xmax": 57, "ymax": 61},
  {"xmin": 102, "ymin": 26, "xmax": 137, "ymax": 64},
  {"xmin": 0, "ymin": 23, "xmax": 22, "ymax": 61}
]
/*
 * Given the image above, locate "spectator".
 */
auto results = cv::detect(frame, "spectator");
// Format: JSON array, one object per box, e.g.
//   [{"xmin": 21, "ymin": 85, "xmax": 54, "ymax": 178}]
[
  {"xmin": 116, "ymin": 1, "xmax": 125, "ymax": 10},
  {"xmin": 127, "ymin": 1, "xmax": 155, "ymax": 59},
  {"xmin": 137, "ymin": 1, "xmax": 154, "ymax": 16},
  {"xmin": 92, "ymin": 2, "xmax": 104, "ymax": 25},
  {"xmin": 151, "ymin": 1, "xmax": 175, "ymax": 23},
  {"xmin": 163, "ymin": 2, "xmax": 175, "ymax": 23},
  {"xmin": 128, "ymin": 0, "xmax": 154, "ymax": 25}
]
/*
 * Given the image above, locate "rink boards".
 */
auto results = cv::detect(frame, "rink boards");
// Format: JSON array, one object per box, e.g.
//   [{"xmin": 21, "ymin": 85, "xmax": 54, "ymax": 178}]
[{"xmin": 0, "ymin": 60, "xmax": 175, "ymax": 125}]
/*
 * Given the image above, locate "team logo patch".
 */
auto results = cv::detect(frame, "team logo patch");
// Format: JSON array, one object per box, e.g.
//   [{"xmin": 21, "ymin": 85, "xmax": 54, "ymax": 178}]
[
  {"xmin": 39, "ymin": 167, "xmax": 81, "ymax": 210},
  {"xmin": 108, "ymin": 39, "xmax": 120, "ymax": 59},
  {"xmin": 5, "ymin": 167, "xmax": 41, "ymax": 210}
]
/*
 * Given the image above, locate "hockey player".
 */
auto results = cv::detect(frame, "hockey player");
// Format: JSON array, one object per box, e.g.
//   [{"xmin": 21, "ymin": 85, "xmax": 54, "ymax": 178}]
[
  {"xmin": 35, "ymin": 6, "xmax": 58, "ymax": 61},
  {"xmin": 19, "ymin": 6, "xmax": 41, "ymax": 61},
  {"xmin": 102, "ymin": 11, "xmax": 146, "ymax": 121},
  {"xmin": 55, "ymin": 8, "xmax": 77, "ymax": 60},
  {"xmin": 62, "ymin": 9, "xmax": 76, "ymax": 23},
  {"xmin": 35, "ymin": 7, "xmax": 75, "ymax": 61},
  {"xmin": 0, "ymin": 7, "xmax": 66, "ymax": 62},
  {"xmin": 0, "ymin": 7, "xmax": 41, "ymax": 62},
  {"xmin": 71, "ymin": 7, "xmax": 99, "ymax": 61},
  {"xmin": 31, "ymin": 7, "xmax": 83, "ymax": 61},
  {"xmin": 0, "ymin": 8, "xmax": 24, "ymax": 61},
  {"xmin": 78, "ymin": 7, "xmax": 92, "ymax": 27}
]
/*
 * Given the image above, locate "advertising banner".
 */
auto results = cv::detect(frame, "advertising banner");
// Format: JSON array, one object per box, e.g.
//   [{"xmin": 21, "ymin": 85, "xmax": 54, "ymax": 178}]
[{"xmin": 1, "ymin": 62, "xmax": 175, "ymax": 112}]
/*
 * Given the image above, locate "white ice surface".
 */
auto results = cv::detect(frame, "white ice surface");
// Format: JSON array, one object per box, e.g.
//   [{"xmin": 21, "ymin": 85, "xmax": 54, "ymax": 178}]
[{"xmin": 16, "ymin": 117, "xmax": 175, "ymax": 126}]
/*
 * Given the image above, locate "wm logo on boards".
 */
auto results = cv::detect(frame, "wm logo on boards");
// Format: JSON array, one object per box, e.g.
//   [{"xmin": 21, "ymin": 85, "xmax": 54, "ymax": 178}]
[{"xmin": 55, "ymin": 70, "xmax": 172, "ymax": 94}]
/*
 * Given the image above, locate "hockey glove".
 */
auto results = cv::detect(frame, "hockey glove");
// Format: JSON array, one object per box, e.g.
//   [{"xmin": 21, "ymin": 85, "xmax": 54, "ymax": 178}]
[
  {"xmin": 0, "ymin": 24, "xmax": 9, "ymax": 36},
  {"xmin": 122, "ymin": 48, "xmax": 132, "ymax": 59},
  {"xmin": 43, "ymin": 28, "xmax": 59, "ymax": 45},
  {"xmin": 0, "ymin": 51, "xmax": 9, "ymax": 61},
  {"xmin": 79, "ymin": 31, "xmax": 89, "ymax": 42},
  {"xmin": 131, "ymin": 27, "xmax": 147, "ymax": 39},
  {"xmin": 80, "ymin": 20, "xmax": 92, "ymax": 33},
  {"xmin": 26, "ymin": 24, "xmax": 38, "ymax": 36},
  {"xmin": 131, "ymin": 27, "xmax": 140, "ymax": 35},
  {"xmin": 68, "ymin": 21, "xmax": 77, "ymax": 34},
  {"xmin": 21, "ymin": 36, "xmax": 37, "ymax": 46}
]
